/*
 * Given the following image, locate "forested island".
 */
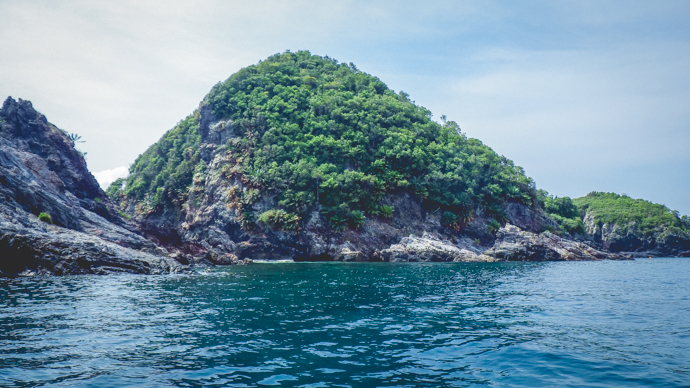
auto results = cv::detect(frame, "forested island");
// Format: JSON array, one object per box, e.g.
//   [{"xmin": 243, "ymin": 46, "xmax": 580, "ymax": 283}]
[{"xmin": 1, "ymin": 51, "xmax": 688, "ymax": 276}]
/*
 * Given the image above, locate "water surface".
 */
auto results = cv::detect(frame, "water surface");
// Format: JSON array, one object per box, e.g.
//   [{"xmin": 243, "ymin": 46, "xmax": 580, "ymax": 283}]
[{"xmin": 1, "ymin": 259, "xmax": 689, "ymax": 387}]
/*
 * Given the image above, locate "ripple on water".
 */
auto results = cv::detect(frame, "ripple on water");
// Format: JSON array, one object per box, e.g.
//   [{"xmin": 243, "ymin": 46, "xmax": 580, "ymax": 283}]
[{"xmin": 1, "ymin": 259, "xmax": 689, "ymax": 387}]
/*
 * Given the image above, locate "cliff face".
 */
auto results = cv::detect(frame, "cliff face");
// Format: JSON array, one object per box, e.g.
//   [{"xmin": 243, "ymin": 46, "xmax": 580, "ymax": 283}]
[
  {"xmin": 582, "ymin": 210, "xmax": 690, "ymax": 256},
  {"xmin": 0, "ymin": 97, "xmax": 189, "ymax": 276},
  {"xmin": 130, "ymin": 107, "xmax": 560, "ymax": 263},
  {"xmin": 574, "ymin": 192, "xmax": 690, "ymax": 257}
]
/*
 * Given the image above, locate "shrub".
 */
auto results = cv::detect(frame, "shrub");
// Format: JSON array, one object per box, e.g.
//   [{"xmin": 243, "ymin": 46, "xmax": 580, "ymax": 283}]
[
  {"xmin": 487, "ymin": 219, "xmax": 501, "ymax": 234},
  {"xmin": 117, "ymin": 210, "xmax": 131, "ymax": 220},
  {"xmin": 238, "ymin": 211, "xmax": 255, "ymax": 230},
  {"xmin": 441, "ymin": 211, "xmax": 459, "ymax": 231},
  {"xmin": 329, "ymin": 214, "xmax": 348, "ymax": 232},
  {"xmin": 38, "ymin": 212, "xmax": 52, "ymax": 224},
  {"xmin": 349, "ymin": 210, "xmax": 366, "ymax": 229},
  {"xmin": 380, "ymin": 205, "xmax": 395, "ymax": 219},
  {"xmin": 258, "ymin": 209, "xmax": 301, "ymax": 231}
]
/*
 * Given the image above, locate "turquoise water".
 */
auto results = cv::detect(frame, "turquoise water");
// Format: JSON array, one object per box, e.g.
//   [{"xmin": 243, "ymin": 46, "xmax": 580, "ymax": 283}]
[{"xmin": 1, "ymin": 259, "xmax": 689, "ymax": 387}]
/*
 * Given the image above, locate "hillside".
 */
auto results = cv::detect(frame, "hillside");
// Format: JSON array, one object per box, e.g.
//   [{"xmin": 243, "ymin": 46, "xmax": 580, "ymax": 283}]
[
  {"xmin": 115, "ymin": 52, "xmax": 537, "ymax": 229},
  {"xmin": 107, "ymin": 51, "xmax": 623, "ymax": 262},
  {"xmin": 574, "ymin": 192, "xmax": 690, "ymax": 255}
]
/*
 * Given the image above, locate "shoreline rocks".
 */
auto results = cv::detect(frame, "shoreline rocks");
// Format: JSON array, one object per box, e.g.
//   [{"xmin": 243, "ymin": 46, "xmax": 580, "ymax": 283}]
[{"xmin": 372, "ymin": 224, "xmax": 629, "ymax": 263}]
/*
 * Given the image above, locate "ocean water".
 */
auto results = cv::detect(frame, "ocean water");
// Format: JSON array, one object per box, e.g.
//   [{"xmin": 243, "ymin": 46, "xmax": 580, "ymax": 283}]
[{"xmin": 1, "ymin": 259, "xmax": 689, "ymax": 387}]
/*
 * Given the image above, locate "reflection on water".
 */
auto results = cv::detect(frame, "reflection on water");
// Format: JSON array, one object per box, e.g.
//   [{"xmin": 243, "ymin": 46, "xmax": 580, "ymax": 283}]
[{"xmin": 1, "ymin": 260, "xmax": 689, "ymax": 387}]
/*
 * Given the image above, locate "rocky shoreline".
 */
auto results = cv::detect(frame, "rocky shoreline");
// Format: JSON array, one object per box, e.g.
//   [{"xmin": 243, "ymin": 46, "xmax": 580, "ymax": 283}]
[{"xmin": 0, "ymin": 96, "xmax": 670, "ymax": 278}]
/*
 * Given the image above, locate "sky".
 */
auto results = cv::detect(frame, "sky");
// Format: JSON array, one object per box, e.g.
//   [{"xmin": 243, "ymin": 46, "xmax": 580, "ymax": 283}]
[{"xmin": 1, "ymin": 0, "xmax": 689, "ymax": 214}]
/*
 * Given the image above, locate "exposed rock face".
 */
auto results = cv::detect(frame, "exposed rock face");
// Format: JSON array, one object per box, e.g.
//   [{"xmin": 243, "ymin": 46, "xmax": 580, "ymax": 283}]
[
  {"xmin": 0, "ymin": 96, "xmax": 635, "ymax": 276},
  {"xmin": 375, "ymin": 233, "xmax": 491, "ymax": 262},
  {"xmin": 582, "ymin": 210, "xmax": 690, "ymax": 257},
  {"xmin": 0, "ymin": 97, "xmax": 192, "ymax": 277},
  {"xmin": 0, "ymin": 213, "xmax": 186, "ymax": 276},
  {"xmin": 122, "ymin": 102, "xmax": 566, "ymax": 264},
  {"xmin": 483, "ymin": 224, "xmax": 629, "ymax": 261},
  {"xmin": 374, "ymin": 224, "xmax": 628, "ymax": 262}
]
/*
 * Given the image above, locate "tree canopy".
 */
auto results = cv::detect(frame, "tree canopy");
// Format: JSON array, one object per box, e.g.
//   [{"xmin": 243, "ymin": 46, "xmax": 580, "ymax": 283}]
[
  {"xmin": 111, "ymin": 51, "xmax": 538, "ymax": 231},
  {"xmin": 573, "ymin": 192, "xmax": 689, "ymax": 237}
]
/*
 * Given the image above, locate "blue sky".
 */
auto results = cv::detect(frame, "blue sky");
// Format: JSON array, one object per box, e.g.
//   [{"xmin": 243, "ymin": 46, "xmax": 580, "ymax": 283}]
[{"xmin": 1, "ymin": 1, "xmax": 689, "ymax": 214}]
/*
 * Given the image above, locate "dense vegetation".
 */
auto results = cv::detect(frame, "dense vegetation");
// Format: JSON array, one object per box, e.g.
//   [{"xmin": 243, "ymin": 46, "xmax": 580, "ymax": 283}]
[
  {"xmin": 111, "ymin": 51, "xmax": 538, "ymax": 231},
  {"xmin": 107, "ymin": 114, "xmax": 202, "ymax": 213},
  {"xmin": 537, "ymin": 190, "xmax": 585, "ymax": 235},
  {"xmin": 573, "ymin": 192, "xmax": 690, "ymax": 237}
]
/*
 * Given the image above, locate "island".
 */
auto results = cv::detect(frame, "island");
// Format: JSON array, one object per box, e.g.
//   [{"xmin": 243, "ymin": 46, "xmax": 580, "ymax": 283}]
[{"xmin": 1, "ymin": 51, "xmax": 688, "ymax": 276}]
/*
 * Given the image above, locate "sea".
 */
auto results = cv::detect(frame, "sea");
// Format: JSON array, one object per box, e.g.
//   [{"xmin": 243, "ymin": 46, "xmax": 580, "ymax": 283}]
[{"xmin": 1, "ymin": 258, "xmax": 689, "ymax": 387}]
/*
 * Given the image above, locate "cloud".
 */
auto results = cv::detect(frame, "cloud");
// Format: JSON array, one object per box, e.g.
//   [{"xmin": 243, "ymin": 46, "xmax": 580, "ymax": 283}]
[
  {"xmin": 2, "ymin": 1, "xmax": 689, "ymax": 213},
  {"xmin": 93, "ymin": 166, "xmax": 128, "ymax": 190}
]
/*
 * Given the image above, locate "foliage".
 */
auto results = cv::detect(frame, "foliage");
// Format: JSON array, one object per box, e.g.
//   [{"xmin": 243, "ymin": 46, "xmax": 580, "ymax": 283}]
[
  {"xmin": 38, "ymin": 212, "xmax": 52, "ymax": 224},
  {"xmin": 349, "ymin": 210, "xmax": 366, "ymax": 229},
  {"xmin": 238, "ymin": 211, "xmax": 255, "ymax": 230},
  {"xmin": 380, "ymin": 205, "xmax": 394, "ymax": 219},
  {"xmin": 486, "ymin": 219, "xmax": 501, "ymax": 234},
  {"xmin": 67, "ymin": 133, "xmax": 84, "ymax": 144},
  {"xmin": 682, "ymin": 215, "xmax": 690, "ymax": 230},
  {"xmin": 113, "ymin": 114, "xmax": 202, "ymax": 214},
  {"xmin": 573, "ymin": 192, "xmax": 689, "ymax": 237},
  {"xmin": 120, "ymin": 51, "xmax": 538, "ymax": 230},
  {"xmin": 117, "ymin": 210, "xmax": 131, "ymax": 220},
  {"xmin": 106, "ymin": 178, "xmax": 126, "ymax": 198},
  {"xmin": 258, "ymin": 209, "xmax": 301, "ymax": 231},
  {"xmin": 441, "ymin": 211, "xmax": 460, "ymax": 231},
  {"xmin": 538, "ymin": 190, "xmax": 586, "ymax": 235}
]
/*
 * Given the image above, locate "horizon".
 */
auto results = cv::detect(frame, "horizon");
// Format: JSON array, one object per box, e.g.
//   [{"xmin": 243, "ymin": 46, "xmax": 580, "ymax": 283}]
[{"xmin": 1, "ymin": 1, "xmax": 689, "ymax": 214}]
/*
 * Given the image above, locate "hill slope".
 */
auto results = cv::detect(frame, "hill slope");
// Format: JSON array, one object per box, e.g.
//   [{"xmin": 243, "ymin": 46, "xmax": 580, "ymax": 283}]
[
  {"xmin": 108, "ymin": 51, "xmax": 626, "ymax": 262},
  {"xmin": 574, "ymin": 192, "xmax": 690, "ymax": 256}
]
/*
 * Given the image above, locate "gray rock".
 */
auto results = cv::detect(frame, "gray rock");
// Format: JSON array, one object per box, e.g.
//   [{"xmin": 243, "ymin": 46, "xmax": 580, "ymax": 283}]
[
  {"xmin": 483, "ymin": 224, "xmax": 629, "ymax": 261},
  {"xmin": 0, "ymin": 209, "xmax": 188, "ymax": 277},
  {"xmin": 0, "ymin": 97, "xmax": 199, "ymax": 277},
  {"xmin": 375, "ymin": 232, "xmax": 493, "ymax": 262},
  {"xmin": 582, "ymin": 210, "xmax": 690, "ymax": 256}
]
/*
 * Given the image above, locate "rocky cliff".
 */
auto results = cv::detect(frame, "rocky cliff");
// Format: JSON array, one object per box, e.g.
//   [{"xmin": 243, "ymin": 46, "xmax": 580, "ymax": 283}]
[
  {"xmin": 0, "ymin": 97, "xmax": 192, "ymax": 276},
  {"xmin": 575, "ymin": 192, "xmax": 690, "ymax": 257}
]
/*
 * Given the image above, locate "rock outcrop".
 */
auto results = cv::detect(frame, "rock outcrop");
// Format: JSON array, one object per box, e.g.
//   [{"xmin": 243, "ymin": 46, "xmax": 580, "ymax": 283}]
[
  {"xmin": 375, "ymin": 233, "xmax": 490, "ymax": 262},
  {"xmin": 109, "ymin": 104, "xmax": 633, "ymax": 264},
  {"xmin": 374, "ymin": 224, "xmax": 628, "ymax": 263},
  {"xmin": 0, "ymin": 97, "xmax": 194, "ymax": 277},
  {"xmin": 483, "ymin": 224, "xmax": 628, "ymax": 261},
  {"xmin": 0, "ymin": 96, "xmax": 639, "ymax": 272},
  {"xmin": 582, "ymin": 210, "xmax": 690, "ymax": 257}
]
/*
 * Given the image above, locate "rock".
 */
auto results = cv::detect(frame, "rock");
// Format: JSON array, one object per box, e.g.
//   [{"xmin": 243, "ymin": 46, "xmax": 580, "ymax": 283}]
[
  {"xmin": 375, "ymin": 232, "xmax": 494, "ymax": 262},
  {"xmin": 0, "ymin": 211, "xmax": 188, "ymax": 277},
  {"xmin": 482, "ymin": 224, "xmax": 630, "ymax": 261},
  {"xmin": 582, "ymin": 209, "xmax": 690, "ymax": 256},
  {"xmin": 0, "ymin": 97, "xmax": 203, "ymax": 277}
]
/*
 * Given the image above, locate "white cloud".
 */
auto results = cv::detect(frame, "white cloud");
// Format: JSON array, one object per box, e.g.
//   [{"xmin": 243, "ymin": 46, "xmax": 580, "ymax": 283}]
[
  {"xmin": 93, "ymin": 166, "xmax": 128, "ymax": 190},
  {"xmin": 1, "ymin": 1, "xmax": 689, "ymax": 213}
]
